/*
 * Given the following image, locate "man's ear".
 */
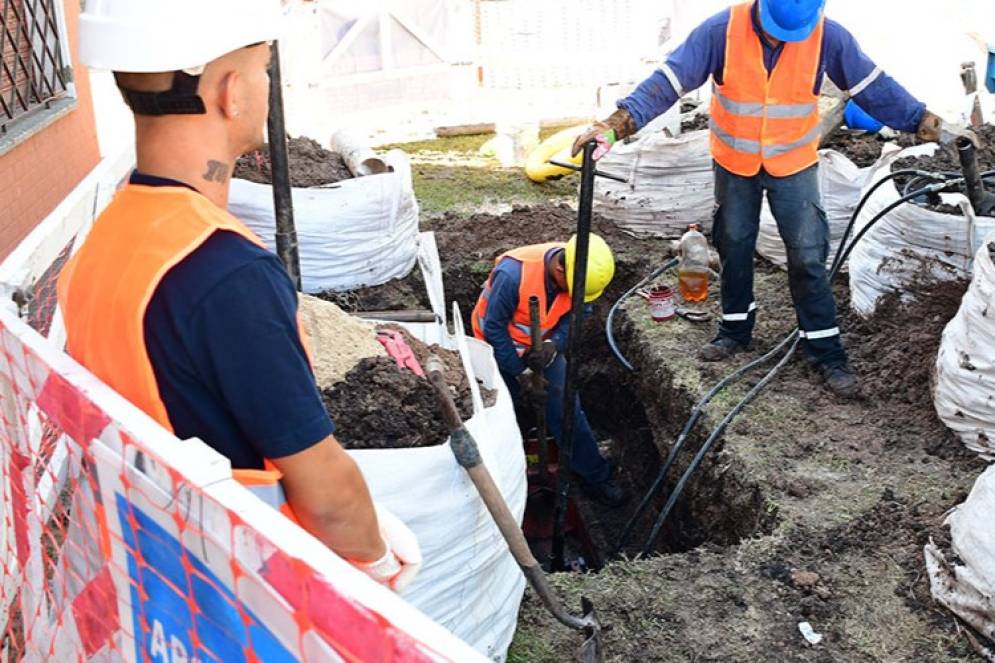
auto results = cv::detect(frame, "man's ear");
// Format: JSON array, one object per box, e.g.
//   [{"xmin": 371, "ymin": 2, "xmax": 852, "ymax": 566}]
[{"xmin": 217, "ymin": 70, "xmax": 242, "ymax": 120}]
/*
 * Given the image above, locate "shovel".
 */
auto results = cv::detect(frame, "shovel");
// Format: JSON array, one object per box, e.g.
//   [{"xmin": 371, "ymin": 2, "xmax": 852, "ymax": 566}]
[{"xmin": 425, "ymin": 355, "xmax": 604, "ymax": 663}]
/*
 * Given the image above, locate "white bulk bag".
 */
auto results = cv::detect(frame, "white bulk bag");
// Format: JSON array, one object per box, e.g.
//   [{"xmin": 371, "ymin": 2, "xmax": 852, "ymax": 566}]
[
  {"xmin": 228, "ymin": 150, "xmax": 419, "ymax": 294},
  {"xmin": 757, "ymin": 149, "xmax": 872, "ymax": 270},
  {"xmin": 349, "ymin": 307, "xmax": 527, "ymax": 661},
  {"xmin": 848, "ymin": 144, "xmax": 995, "ymax": 317},
  {"xmin": 934, "ymin": 235, "xmax": 995, "ymax": 460},
  {"xmin": 925, "ymin": 465, "xmax": 995, "ymax": 649},
  {"xmin": 594, "ymin": 130, "xmax": 714, "ymax": 238}
]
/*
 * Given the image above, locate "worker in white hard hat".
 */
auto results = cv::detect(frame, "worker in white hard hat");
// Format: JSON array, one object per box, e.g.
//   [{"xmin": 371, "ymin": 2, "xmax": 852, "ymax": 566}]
[
  {"xmin": 58, "ymin": 0, "xmax": 421, "ymax": 591},
  {"xmin": 471, "ymin": 234, "xmax": 630, "ymax": 507}
]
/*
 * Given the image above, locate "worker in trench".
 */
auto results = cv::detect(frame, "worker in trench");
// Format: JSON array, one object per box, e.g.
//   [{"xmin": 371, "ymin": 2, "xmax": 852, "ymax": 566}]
[
  {"xmin": 58, "ymin": 0, "xmax": 420, "ymax": 591},
  {"xmin": 574, "ymin": 0, "xmax": 974, "ymax": 399},
  {"xmin": 472, "ymin": 236, "xmax": 630, "ymax": 507}
]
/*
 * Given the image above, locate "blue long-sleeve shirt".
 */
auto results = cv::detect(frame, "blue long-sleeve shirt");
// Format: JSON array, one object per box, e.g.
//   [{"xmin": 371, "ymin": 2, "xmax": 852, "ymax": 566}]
[
  {"xmin": 620, "ymin": 2, "xmax": 925, "ymax": 134},
  {"xmin": 481, "ymin": 248, "xmax": 572, "ymax": 376}
]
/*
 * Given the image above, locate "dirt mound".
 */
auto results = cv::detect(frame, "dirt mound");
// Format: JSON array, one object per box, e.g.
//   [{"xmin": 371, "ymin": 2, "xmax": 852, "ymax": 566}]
[
  {"xmin": 820, "ymin": 129, "xmax": 918, "ymax": 168},
  {"xmin": 321, "ymin": 326, "xmax": 495, "ymax": 450},
  {"xmin": 234, "ymin": 137, "xmax": 353, "ymax": 187},
  {"xmin": 843, "ymin": 279, "xmax": 969, "ymax": 432},
  {"xmin": 297, "ymin": 294, "xmax": 386, "ymax": 388},
  {"xmin": 891, "ymin": 124, "xmax": 995, "ymax": 214},
  {"xmin": 323, "ymin": 357, "xmax": 459, "ymax": 450},
  {"xmin": 681, "ymin": 114, "xmax": 709, "ymax": 133},
  {"xmin": 316, "ymin": 268, "xmax": 430, "ymax": 313},
  {"xmin": 426, "ymin": 204, "xmax": 673, "ymax": 328}
]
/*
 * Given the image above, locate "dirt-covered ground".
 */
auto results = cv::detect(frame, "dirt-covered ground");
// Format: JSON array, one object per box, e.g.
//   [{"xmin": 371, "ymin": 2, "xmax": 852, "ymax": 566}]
[
  {"xmin": 509, "ymin": 257, "xmax": 985, "ymax": 662},
  {"xmin": 407, "ymin": 200, "xmax": 987, "ymax": 662},
  {"xmin": 330, "ymin": 121, "xmax": 990, "ymax": 660}
]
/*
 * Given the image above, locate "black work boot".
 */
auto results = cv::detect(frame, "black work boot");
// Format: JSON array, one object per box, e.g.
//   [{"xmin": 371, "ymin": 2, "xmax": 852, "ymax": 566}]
[
  {"xmin": 818, "ymin": 363, "xmax": 861, "ymax": 399},
  {"xmin": 699, "ymin": 336, "xmax": 747, "ymax": 362},
  {"xmin": 582, "ymin": 478, "xmax": 630, "ymax": 508}
]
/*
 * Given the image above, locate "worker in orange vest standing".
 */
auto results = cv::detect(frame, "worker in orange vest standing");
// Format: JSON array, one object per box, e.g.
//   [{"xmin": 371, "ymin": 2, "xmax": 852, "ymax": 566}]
[
  {"xmin": 574, "ymin": 0, "xmax": 971, "ymax": 399},
  {"xmin": 58, "ymin": 0, "xmax": 420, "ymax": 591},
  {"xmin": 472, "ymin": 235, "xmax": 629, "ymax": 507}
]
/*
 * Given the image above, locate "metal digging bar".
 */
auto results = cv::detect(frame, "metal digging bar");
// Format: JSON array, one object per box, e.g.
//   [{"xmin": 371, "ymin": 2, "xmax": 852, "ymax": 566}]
[
  {"xmin": 425, "ymin": 356, "xmax": 604, "ymax": 663},
  {"xmin": 267, "ymin": 42, "xmax": 302, "ymax": 290},
  {"xmin": 529, "ymin": 295, "xmax": 551, "ymax": 486},
  {"xmin": 551, "ymin": 141, "xmax": 600, "ymax": 572}
]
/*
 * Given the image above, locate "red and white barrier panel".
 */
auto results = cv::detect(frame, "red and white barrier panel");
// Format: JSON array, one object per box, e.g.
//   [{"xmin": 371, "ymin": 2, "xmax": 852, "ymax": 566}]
[{"xmin": 0, "ymin": 308, "xmax": 486, "ymax": 662}]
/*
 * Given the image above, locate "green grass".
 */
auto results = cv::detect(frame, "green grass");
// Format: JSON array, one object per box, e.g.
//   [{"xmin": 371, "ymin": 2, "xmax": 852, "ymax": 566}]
[
  {"xmin": 377, "ymin": 128, "xmax": 584, "ymax": 216},
  {"xmin": 378, "ymin": 132, "xmax": 494, "ymax": 156},
  {"xmin": 412, "ymin": 164, "xmax": 576, "ymax": 216}
]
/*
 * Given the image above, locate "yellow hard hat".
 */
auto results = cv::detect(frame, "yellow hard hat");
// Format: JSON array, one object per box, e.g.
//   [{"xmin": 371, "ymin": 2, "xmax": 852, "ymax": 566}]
[{"xmin": 565, "ymin": 234, "xmax": 615, "ymax": 303}]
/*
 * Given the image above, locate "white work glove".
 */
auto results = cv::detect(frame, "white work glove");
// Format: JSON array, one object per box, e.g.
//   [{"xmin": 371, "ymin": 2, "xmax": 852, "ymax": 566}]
[{"xmin": 351, "ymin": 505, "xmax": 422, "ymax": 592}]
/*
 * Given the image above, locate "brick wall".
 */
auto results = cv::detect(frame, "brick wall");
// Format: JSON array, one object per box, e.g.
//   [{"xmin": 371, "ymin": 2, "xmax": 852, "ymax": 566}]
[{"xmin": 0, "ymin": 0, "xmax": 100, "ymax": 260}]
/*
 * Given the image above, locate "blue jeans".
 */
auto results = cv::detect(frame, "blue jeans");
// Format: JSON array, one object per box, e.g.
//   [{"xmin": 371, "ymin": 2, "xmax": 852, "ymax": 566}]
[
  {"xmin": 712, "ymin": 163, "xmax": 847, "ymax": 367},
  {"xmin": 501, "ymin": 354, "xmax": 611, "ymax": 486}
]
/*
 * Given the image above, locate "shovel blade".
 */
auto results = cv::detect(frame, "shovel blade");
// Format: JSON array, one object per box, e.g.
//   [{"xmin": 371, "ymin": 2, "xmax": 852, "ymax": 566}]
[{"xmin": 575, "ymin": 597, "xmax": 604, "ymax": 663}]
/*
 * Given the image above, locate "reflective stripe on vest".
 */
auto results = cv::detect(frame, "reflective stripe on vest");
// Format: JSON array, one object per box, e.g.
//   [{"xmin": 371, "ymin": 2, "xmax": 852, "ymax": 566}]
[
  {"xmin": 709, "ymin": 2, "xmax": 825, "ymax": 178},
  {"xmin": 471, "ymin": 243, "xmax": 572, "ymax": 352},
  {"xmin": 57, "ymin": 185, "xmax": 305, "ymax": 521}
]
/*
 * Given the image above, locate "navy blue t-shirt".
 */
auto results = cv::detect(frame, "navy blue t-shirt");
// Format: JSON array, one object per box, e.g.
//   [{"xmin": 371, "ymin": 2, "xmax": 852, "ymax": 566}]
[{"xmin": 137, "ymin": 173, "xmax": 334, "ymax": 469}]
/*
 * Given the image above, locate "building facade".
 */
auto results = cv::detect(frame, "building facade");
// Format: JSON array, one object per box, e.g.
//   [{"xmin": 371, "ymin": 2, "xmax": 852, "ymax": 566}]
[{"xmin": 0, "ymin": 0, "xmax": 99, "ymax": 260}]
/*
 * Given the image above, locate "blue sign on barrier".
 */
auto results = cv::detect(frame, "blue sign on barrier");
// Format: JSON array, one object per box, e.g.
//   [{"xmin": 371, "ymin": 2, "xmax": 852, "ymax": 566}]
[{"xmin": 116, "ymin": 494, "xmax": 296, "ymax": 663}]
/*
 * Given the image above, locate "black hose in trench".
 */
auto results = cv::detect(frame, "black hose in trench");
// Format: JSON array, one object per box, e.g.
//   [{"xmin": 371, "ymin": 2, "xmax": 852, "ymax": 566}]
[{"xmin": 605, "ymin": 168, "xmax": 964, "ymax": 556}]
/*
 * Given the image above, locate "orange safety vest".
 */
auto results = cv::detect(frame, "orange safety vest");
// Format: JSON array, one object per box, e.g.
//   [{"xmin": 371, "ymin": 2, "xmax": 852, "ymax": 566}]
[
  {"xmin": 471, "ymin": 243, "xmax": 572, "ymax": 353},
  {"xmin": 709, "ymin": 2, "xmax": 825, "ymax": 178},
  {"xmin": 57, "ymin": 184, "xmax": 302, "ymax": 520}
]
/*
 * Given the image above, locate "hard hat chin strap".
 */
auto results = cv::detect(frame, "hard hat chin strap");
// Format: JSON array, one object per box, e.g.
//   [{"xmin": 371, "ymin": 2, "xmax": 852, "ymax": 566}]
[{"xmin": 116, "ymin": 70, "xmax": 207, "ymax": 116}]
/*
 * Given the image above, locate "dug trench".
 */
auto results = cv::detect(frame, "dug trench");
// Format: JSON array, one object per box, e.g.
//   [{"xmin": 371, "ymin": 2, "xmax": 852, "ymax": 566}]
[
  {"xmin": 403, "ymin": 204, "xmax": 988, "ymax": 661},
  {"xmin": 420, "ymin": 205, "xmax": 770, "ymax": 564}
]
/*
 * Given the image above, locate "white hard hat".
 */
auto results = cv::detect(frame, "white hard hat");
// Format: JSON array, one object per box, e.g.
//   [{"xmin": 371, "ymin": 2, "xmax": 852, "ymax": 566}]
[{"xmin": 80, "ymin": 0, "xmax": 284, "ymax": 72}]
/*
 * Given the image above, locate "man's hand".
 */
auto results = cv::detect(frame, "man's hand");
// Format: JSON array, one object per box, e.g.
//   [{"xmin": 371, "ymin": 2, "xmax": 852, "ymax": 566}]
[
  {"xmin": 517, "ymin": 368, "xmax": 548, "ymax": 404},
  {"xmin": 523, "ymin": 339, "xmax": 557, "ymax": 372},
  {"xmin": 918, "ymin": 110, "xmax": 978, "ymax": 147},
  {"xmin": 351, "ymin": 505, "xmax": 423, "ymax": 592},
  {"xmin": 571, "ymin": 108, "xmax": 637, "ymax": 159}
]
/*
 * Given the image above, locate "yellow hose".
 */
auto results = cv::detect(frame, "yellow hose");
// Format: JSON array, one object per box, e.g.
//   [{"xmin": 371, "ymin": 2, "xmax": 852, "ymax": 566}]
[{"xmin": 525, "ymin": 125, "xmax": 588, "ymax": 183}]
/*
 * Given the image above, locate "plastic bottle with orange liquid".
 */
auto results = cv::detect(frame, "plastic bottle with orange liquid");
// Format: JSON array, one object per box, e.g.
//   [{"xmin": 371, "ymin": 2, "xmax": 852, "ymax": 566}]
[{"xmin": 678, "ymin": 224, "xmax": 710, "ymax": 303}]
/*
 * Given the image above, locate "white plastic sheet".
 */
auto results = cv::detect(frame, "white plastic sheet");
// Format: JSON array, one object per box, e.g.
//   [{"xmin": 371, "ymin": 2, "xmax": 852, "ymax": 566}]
[
  {"xmin": 757, "ymin": 149, "xmax": 871, "ymax": 270},
  {"xmin": 594, "ymin": 130, "xmax": 714, "ymax": 238},
  {"xmin": 848, "ymin": 144, "xmax": 995, "ymax": 317},
  {"xmin": 228, "ymin": 150, "xmax": 419, "ymax": 294},
  {"xmin": 934, "ymin": 235, "xmax": 995, "ymax": 460},
  {"xmin": 351, "ymin": 309, "xmax": 527, "ymax": 661},
  {"xmin": 925, "ymin": 464, "xmax": 995, "ymax": 649}
]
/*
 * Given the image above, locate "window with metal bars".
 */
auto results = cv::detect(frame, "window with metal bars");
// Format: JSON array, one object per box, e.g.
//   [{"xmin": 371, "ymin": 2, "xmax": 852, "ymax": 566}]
[{"xmin": 0, "ymin": 0, "xmax": 71, "ymax": 136}]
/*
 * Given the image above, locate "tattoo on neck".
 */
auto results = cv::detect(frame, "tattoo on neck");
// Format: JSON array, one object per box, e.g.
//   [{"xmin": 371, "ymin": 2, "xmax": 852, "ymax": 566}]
[{"xmin": 203, "ymin": 160, "xmax": 229, "ymax": 183}]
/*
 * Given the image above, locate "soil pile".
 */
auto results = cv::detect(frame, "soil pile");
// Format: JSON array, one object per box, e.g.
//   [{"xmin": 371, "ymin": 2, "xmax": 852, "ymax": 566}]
[
  {"xmin": 233, "ymin": 137, "xmax": 353, "ymax": 187},
  {"xmin": 316, "ymin": 268, "xmax": 430, "ymax": 313},
  {"xmin": 891, "ymin": 124, "xmax": 995, "ymax": 213},
  {"xmin": 323, "ymin": 357, "xmax": 468, "ymax": 450},
  {"xmin": 321, "ymin": 329, "xmax": 493, "ymax": 450},
  {"xmin": 680, "ymin": 114, "xmax": 709, "ymax": 133},
  {"xmin": 426, "ymin": 204, "xmax": 673, "ymax": 327},
  {"xmin": 820, "ymin": 129, "xmax": 917, "ymax": 168},
  {"xmin": 893, "ymin": 124, "xmax": 995, "ymax": 176},
  {"xmin": 297, "ymin": 294, "xmax": 386, "ymax": 388},
  {"xmin": 843, "ymin": 279, "xmax": 968, "ymax": 430}
]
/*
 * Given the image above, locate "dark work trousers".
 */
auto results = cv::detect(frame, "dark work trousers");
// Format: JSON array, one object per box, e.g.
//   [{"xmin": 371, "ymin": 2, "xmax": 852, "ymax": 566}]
[
  {"xmin": 712, "ymin": 162, "xmax": 847, "ymax": 368},
  {"xmin": 500, "ymin": 354, "xmax": 612, "ymax": 486}
]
